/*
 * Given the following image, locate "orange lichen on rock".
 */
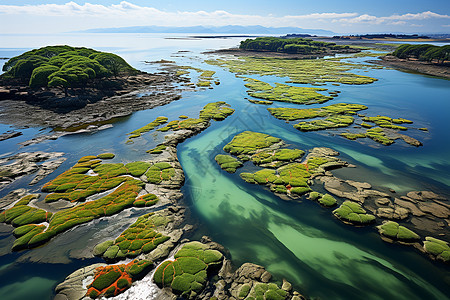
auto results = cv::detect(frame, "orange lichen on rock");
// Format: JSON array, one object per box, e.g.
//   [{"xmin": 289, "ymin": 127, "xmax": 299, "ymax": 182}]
[{"xmin": 86, "ymin": 260, "xmax": 152, "ymax": 298}]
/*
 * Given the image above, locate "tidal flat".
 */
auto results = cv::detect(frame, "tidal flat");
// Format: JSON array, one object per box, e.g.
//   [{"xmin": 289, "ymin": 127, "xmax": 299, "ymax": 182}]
[{"xmin": 0, "ymin": 34, "xmax": 449, "ymax": 300}]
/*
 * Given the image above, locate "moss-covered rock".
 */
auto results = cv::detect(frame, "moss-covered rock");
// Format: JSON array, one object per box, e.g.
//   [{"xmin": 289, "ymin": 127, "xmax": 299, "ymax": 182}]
[
  {"xmin": 147, "ymin": 145, "xmax": 167, "ymax": 154},
  {"xmin": 317, "ymin": 194, "xmax": 337, "ymax": 207},
  {"xmin": 153, "ymin": 241, "xmax": 223, "ymax": 296},
  {"xmin": 86, "ymin": 260, "xmax": 152, "ymax": 298},
  {"xmin": 206, "ymin": 56, "xmax": 378, "ymax": 85},
  {"xmin": 95, "ymin": 212, "xmax": 169, "ymax": 261},
  {"xmin": 423, "ymin": 237, "xmax": 450, "ymax": 263},
  {"xmin": 199, "ymin": 101, "xmax": 235, "ymax": 121},
  {"xmin": 333, "ymin": 201, "xmax": 376, "ymax": 225},
  {"xmin": 268, "ymin": 103, "xmax": 367, "ymax": 121},
  {"xmin": 97, "ymin": 153, "xmax": 115, "ymax": 159},
  {"xmin": 377, "ymin": 221, "xmax": 420, "ymax": 242},
  {"xmin": 215, "ymin": 155, "xmax": 243, "ymax": 173},
  {"xmin": 245, "ymin": 78, "xmax": 332, "ymax": 105},
  {"xmin": 223, "ymin": 131, "xmax": 282, "ymax": 155},
  {"xmin": 127, "ymin": 116, "xmax": 168, "ymax": 141}
]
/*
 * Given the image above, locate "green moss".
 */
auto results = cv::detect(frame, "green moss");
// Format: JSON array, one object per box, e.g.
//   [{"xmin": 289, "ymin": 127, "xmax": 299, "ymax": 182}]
[
  {"xmin": 318, "ymin": 194, "xmax": 337, "ymax": 207},
  {"xmin": 223, "ymin": 131, "xmax": 281, "ymax": 155},
  {"xmin": 248, "ymin": 99, "xmax": 273, "ymax": 105},
  {"xmin": 423, "ymin": 237, "xmax": 450, "ymax": 262},
  {"xmin": 377, "ymin": 221, "xmax": 420, "ymax": 241},
  {"xmin": 199, "ymin": 101, "xmax": 235, "ymax": 121},
  {"xmin": 147, "ymin": 144, "xmax": 167, "ymax": 154},
  {"xmin": 340, "ymin": 132, "xmax": 367, "ymax": 140},
  {"xmin": 154, "ymin": 241, "xmax": 223, "ymax": 296},
  {"xmin": 363, "ymin": 115, "xmax": 412, "ymax": 129},
  {"xmin": 333, "ymin": 201, "xmax": 376, "ymax": 225},
  {"xmin": 215, "ymin": 155, "xmax": 243, "ymax": 173},
  {"xmin": 245, "ymin": 78, "xmax": 332, "ymax": 105},
  {"xmin": 206, "ymin": 56, "xmax": 378, "ymax": 85},
  {"xmin": 145, "ymin": 163, "xmax": 176, "ymax": 184},
  {"xmin": 93, "ymin": 240, "xmax": 114, "ymax": 256},
  {"xmin": 268, "ymin": 103, "xmax": 367, "ymax": 121},
  {"xmin": 91, "ymin": 269, "xmax": 122, "ymax": 291},
  {"xmin": 127, "ymin": 116, "xmax": 168, "ymax": 140},
  {"xmin": 294, "ymin": 115, "xmax": 355, "ymax": 131},
  {"xmin": 179, "ymin": 115, "xmax": 189, "ymax": 119},
  {"xmin": 366, "ymin": 128, "xmax": 395, "ymax": 146},
  {"xmin": 125, "ymin": 161, "xmax": 151, "ymax": 177},
  {"xmin": 251, "ymin": 149, "xmax": 304, "ymax": 167},
  {"xmin": 97, "ymin": 153, "xmax": 115, "ymax": 159},
  {"xmin": 97, "ymin": 212, "xmax": 168, "ymax": 260},
  {"xmin": 307, "ymin": 192, "xmax": 321, "ymax": 201},
  {"xmin": 243, "ymin": 282, "xmax": 288, "ymax": 300}
]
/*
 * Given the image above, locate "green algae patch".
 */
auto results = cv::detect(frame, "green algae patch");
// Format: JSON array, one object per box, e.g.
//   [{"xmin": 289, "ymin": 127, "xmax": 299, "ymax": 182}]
[
  {"xmin": 251, "ymin": 149, "xmax": 304, "ymax": 168},
  {"xmin": 156, "ymin": 102, "xmax": 234, "ymax": 133},
  {"xmin": 127, "ymin": 116, "xmax": 168, "ymax": 141},
  {"xmin": 145, "ymin": 163, "xmax": 176, "ymax": 184},
  {"xmin": 363, "ymin": 115, "xmax": 412, "ymax": 130},
  {"xmin": 199, "ymin": 101, "xmax": 235, "ymax": 121},
  {"xmin": 248, "ymin": 99, "xmax": 273, "ymax": 105},
  {"xmin": 179, "ymin": 115, "xmax": 189, "ymax": 119},
  {"xmin": 423, "ymin": 237, "xmax": 450, "ymax": 263},
  {"xmin": 223, "ymin": 131, "xmax": 282, "ymax": 155},
  {"xmin": 147, "ymin": 145, "xmax": 167, "ymax": 154},
  {"xmin": 154, "ymin": 241, "xmax": 223, "ymax": 297},
  {"xmin": 333, "ymin": 201, "xmax": 376, "ymax": 225},
  {"xmin": 176, "ymin": 66, "xmax": 218, "ymax": 88},
  {"xmin": 268, "ymin": 103, "xmax": 367, "ymax": 121},
  {"xmin": 206, "ymin": 56, "xmax": 378, "ymax": 85},
  {"xmin": 245, "ymin": 78, "xmax": 332, "ymax": 105},
  {"xmin": 294, "ymin": 115, "xmax": 355, "ymax": 131},
  {"xmin": 97, "ymin": 153, "xmax": 115, "ymax": 159},
  {"xmin": 86, "ymin": 260, "xmax": 152, "ymax": 298},
  {"xmin": 94, "ymin": 212, "xmax": 168, "ymax": 261},
  {"xmin": 366, "ymin": 128, "xmax": 395, "ymax": 145},
  {"xmin": 377, "ymin": 221, "xmax": 420, "ymax": 242},
  {"xmin": 215, "ymin": 155, "xmax": 243, "ymax": 173}
]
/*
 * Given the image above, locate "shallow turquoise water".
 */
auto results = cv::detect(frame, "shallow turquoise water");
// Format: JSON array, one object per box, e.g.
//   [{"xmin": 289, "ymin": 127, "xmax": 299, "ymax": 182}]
[{"xmin": 0, "ymin": 34, "xmax": 449, "ymax": 299}]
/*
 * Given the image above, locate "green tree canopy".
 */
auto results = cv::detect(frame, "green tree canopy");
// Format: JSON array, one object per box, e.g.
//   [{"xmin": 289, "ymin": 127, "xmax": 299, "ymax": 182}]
[
  {"xmin": 393, "ymin": 44, "xmax": 450, "ymax": 64},
  {"xmin": 1, "ymin": 45, "xmax": 138, "ymax": 89},
  {"xmin": 239, "ymin": 37, "xmax": 350, "ymax": 54}
]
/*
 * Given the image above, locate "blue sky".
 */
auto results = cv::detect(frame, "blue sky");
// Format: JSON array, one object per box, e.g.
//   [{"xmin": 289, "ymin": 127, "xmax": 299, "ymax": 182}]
[{"xmin": 0, "ymin": 1, "xmax": 449, "ymax": 34}]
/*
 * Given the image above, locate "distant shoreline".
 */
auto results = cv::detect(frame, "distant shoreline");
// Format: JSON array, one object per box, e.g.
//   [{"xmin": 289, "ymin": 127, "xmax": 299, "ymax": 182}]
[
  {"xmin": 206, "ymin": 47, "xmax": 359, "ymax": 59},
  {"xmin": 372, "ymin": 55, "xmax": 450, "ymax": 79}
]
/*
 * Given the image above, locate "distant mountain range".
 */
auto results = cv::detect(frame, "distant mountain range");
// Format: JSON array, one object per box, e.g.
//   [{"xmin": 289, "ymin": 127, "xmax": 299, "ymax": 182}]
[{"xmin": 79, "ymin": 25, "xmax": 335, "ymax": 36}]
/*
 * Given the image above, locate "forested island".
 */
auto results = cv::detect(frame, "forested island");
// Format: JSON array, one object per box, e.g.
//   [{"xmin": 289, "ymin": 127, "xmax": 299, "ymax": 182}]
[
  {"xmin": 376, "ymin": 44, "xmax": 450, "ymax": 78},
  {"xmin": 239, "ymin": 36, "xmax": 358, "ymax": 55},
  {"xmin": 0, "ymin": 46, "xmax": 181, "ymax": 129}
]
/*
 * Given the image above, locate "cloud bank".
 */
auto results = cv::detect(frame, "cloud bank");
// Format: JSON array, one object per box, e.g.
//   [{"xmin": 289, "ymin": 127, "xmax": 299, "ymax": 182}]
[{"xmin": 0, "ymin": 1, "xmax": 448, "ymax": 33}]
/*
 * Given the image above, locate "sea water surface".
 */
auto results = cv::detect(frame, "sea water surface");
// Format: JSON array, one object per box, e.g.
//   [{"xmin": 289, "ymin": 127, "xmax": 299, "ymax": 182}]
[{"xmin": 0, "ymin": 33, "xmax": 449, "ymax": 300}]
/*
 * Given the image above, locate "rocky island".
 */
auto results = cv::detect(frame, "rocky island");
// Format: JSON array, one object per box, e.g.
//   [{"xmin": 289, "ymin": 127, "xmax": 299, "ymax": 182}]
[{"xmin": 0, "ymin": 46, "xmax": 182, "ymax": 129}]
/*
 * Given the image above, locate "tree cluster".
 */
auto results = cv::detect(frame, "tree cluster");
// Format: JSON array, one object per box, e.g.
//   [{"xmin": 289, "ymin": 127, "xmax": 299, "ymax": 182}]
[
  {"xmin": 1, "ymin": 45, "xmax": 138, "ymax": 96},
  {"xmin": 393, "ymin": 44, "xmax": 450, "ymax": 64},
  {"xmin": 239, "ymin": 37, "xmax": 349, "ymax": 54}
]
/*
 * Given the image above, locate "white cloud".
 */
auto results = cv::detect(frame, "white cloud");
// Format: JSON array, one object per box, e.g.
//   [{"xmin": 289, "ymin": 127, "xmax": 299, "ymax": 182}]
[
  {"xmin": 340, "ymin": 11, "xmax": 450, "ymax": 25},
  {"xmin": 0, "ymin": 2, "xmax": 448, "ymax": 33},
  {"xmin": 0, "ymin": 1, "xmax": 357, "ymax": 27}
]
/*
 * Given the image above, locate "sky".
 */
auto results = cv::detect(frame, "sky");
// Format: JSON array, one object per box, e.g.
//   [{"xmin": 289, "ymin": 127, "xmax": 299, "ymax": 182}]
[{"xmin": 0, "ymin": 1, "xmax": 449, "ymax": 34}]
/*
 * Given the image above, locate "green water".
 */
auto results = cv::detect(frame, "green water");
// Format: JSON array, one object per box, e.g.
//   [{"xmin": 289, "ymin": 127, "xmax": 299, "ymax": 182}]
[{"xmin": 0, "ymin": 34, "xmax": 449, "ymax": 299}]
